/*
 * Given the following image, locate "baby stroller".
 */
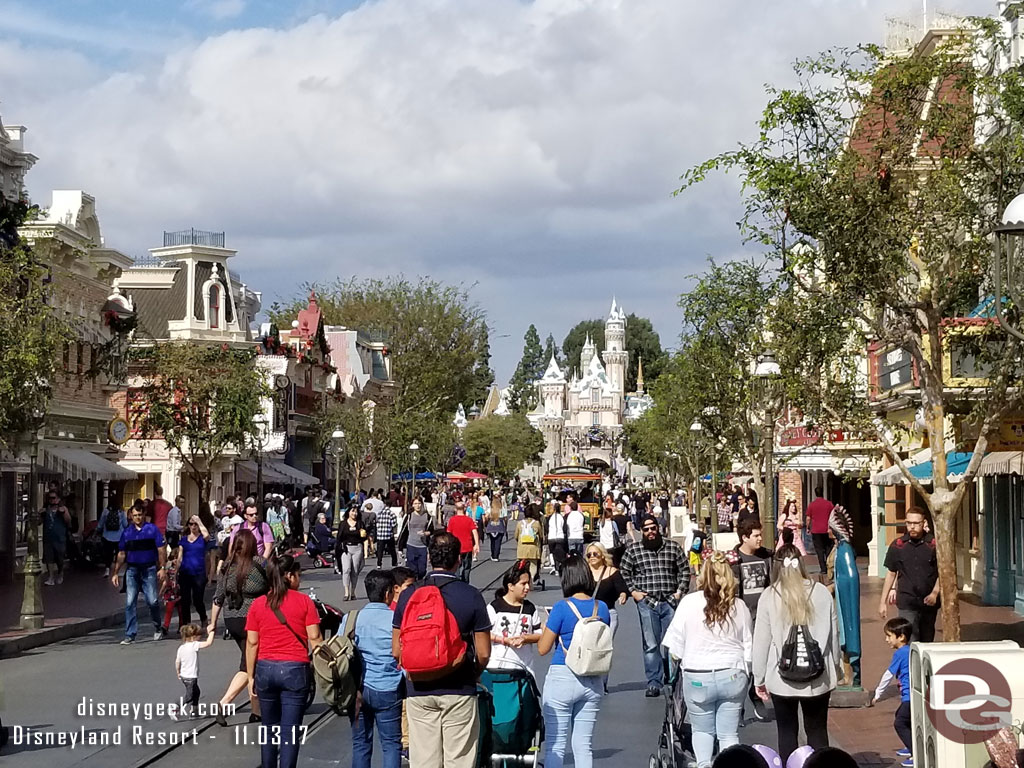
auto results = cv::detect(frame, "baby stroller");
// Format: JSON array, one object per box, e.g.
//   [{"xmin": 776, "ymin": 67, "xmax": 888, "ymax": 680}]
[
  {"xmin": 305, "ymin": 530, "xmax": 335, "ymax": 569},
  {"xmin": 480, "ymin": 660, "xmax": 544, "ymax": 767},
  {"xmin": 649, "ymin": 670, "xmax": 693, "ymax": 768},
  {"xmin": 161, "ymin": 563, "xmax": 183, "ymax": 634}
]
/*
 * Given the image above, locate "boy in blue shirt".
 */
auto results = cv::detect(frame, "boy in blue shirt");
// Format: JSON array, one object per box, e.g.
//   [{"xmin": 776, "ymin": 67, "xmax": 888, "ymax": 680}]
[
  {"xmin": 866, "ymin": 616, "xmax": 913, "ymax": 767},
  {"xmin": 351, "ymin": 569, "xmax": 403, "ymax": 768}
]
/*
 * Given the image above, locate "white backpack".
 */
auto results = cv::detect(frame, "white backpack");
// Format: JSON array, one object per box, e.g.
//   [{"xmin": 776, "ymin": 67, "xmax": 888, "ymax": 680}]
[{"xmin": 559, "ymin": 593, "xmax": 614, "ymax": 677}]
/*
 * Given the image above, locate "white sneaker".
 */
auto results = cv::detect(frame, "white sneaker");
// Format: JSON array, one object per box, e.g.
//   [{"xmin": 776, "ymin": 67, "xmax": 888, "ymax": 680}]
[
  {"xmin": 169, "ymin": 704, "xmax": 180, "ymax": 722},
  {"xmin": 56, "ymin": 574, "xmax": 63, "ymax": 585},
  {"xmin": 44, "ymin": 577, "xmax": 55, "ymax": 586},
  {"xmin": 103, "ymin": 567, "xmax": 110, "ymax": 577}
]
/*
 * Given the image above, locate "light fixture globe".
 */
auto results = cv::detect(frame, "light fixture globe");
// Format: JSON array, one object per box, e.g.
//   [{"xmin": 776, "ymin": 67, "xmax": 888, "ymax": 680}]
[
  {"xmin": 1001, "ymin": 192, "xmax": 1024, "ymax": 232},
  {"xmin": 331, "ymin": 429, "xmax": 345, "ymax": 441},
  {"xmin": 409, "ymin": 442, "xmax": 419, "ymax": 452},
  {"xmin": 754, "ymin": 351, "xmax": 781, "ymax": 378},
  {"xmin": 690, "ymin": 420, "xmax": 703, "ymax": 432}
]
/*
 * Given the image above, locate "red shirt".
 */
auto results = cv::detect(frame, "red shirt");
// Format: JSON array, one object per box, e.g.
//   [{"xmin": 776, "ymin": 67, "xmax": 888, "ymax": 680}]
[
  {"xmin": 447, "ymin": 515, "xmax": 477, "ymax": 554},
  {"xmin": 806, "ymin": 498, "xmax": 834, "ymax": 535},
  {"xmin": 151, "ymin": 499, "xmax": 173, "ymax": 534},
  {"xmin": 245, "ymin": 590, "xmax": 319, "ymax": 662}
]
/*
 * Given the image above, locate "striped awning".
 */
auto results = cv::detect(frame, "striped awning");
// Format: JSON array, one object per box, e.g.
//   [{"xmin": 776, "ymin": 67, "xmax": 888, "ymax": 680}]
[{"xmin": 42, "ymin": 445, "xmax": 136, "ymax": 482}]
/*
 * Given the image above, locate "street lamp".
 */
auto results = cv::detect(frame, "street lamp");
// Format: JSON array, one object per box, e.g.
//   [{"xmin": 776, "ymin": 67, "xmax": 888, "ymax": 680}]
[
  {"xmin": 690, "ymin": 420, "xmax": 704, "ymax": 528},
  {"xmin": 993, "ymin": 192, "xmax": 1024, "ymax": 341},
  {"xmin": 331, "ymin": 429, "xmax": 345, "ymax": 526},
  {"xmin": 253, "ymin": 417, "xmax": 268, "ymax": 505},
  {"xmin": 20, "ymin": 406, "xmax": 46, "ymax": 629},
  {"xmin": 753, "ymin": 350, "xmax": 783, "ymax": 547},
  {"xmin": 625, "ymin": 457, "xmax": 633, "ymax": 485},
  {"xmin": 409, "ymin": 442, "xmax": 420, "ymax": 508},
  {"xmin": 702, "ymin": 406, "xmax": 721, "ymax": 533}
]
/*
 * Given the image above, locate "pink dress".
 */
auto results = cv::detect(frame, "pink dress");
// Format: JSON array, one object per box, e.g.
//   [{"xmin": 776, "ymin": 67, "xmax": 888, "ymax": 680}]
[{"xmin": 779, "ymin": 508, "xmax": 806, "ymax": 554}]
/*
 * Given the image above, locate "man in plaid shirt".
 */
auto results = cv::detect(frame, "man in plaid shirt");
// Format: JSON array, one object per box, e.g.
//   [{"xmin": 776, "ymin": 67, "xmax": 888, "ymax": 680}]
[
  {"xmin": 375, "ymin": 504, "xmax": 398, "ymax": 568},
  {"xmin": 620, "ymin": 513, "xmax": 690, "ymax": 697}
]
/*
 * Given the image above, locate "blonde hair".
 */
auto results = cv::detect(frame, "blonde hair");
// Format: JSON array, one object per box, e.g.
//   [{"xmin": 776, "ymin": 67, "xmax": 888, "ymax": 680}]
[
  {"xmin": 771, "ymin": 544, "xmax": 813, "ymax": 626},
  {"xmin": 180, "ymin": 623, "xmax": 202, "ymax": 641},
  {"xmin": 699, "ymin": 552, "xmax": 738, "ymax": 628},
  {"xmin": 585, "ymin": 543, "xmax": 614, "ymax": 568}
]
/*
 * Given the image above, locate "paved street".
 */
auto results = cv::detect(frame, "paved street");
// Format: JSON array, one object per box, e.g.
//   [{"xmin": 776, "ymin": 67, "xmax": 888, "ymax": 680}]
[{"xmin": 0, "ymin": 539, "xmax": 779, "ymax": 768}]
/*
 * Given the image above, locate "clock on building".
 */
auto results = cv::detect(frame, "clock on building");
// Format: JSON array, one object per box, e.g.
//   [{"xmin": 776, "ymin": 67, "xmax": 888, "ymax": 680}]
[{"xmin": 108, "ymin": 416, "xmax": 130, "ymax": 445}]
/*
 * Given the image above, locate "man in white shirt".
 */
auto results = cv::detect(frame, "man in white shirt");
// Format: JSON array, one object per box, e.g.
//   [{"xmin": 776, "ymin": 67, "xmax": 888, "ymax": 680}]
[{"xmin": 566, "ymin": 502, "xmax": 586, "ymax": 556}]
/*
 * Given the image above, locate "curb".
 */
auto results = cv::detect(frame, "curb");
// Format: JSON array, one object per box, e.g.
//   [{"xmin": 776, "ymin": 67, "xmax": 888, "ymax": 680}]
[{"xmin": 0, "ymin": 610, "xmax": 124, "ymax": 658}]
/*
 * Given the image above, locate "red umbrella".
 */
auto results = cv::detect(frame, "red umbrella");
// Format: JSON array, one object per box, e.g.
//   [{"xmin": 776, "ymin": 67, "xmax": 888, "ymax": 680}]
[{"xmin": 463, "ymin": 471, "xmax": 488, "ymax": 479}]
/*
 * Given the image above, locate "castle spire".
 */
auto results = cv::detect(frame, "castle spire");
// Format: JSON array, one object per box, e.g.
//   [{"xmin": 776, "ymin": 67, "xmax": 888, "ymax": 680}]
[{"xmin": 636, "ymin": 355, "xmax": 644, "ymax": 393}]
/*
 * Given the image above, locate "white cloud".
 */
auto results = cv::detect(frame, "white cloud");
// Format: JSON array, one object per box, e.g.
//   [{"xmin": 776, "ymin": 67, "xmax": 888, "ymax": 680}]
[{"xmin": 6, "ymin": 0, "xmax": 997, "ymax": 379}]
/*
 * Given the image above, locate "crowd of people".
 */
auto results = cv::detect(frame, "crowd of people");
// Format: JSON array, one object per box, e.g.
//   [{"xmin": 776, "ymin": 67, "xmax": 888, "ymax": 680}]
[{"xmin": 19, "ymin": 469, "xmax": 944, "ymax": 768}]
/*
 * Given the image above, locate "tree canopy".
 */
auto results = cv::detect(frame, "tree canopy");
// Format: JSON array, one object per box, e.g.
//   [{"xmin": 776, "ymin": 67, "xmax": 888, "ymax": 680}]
[
  {"xmin": 130, "ymin": 343, "xmax": 269, "ymax": 504},
  {"xmin": 679, "ymin": 22, "xmax": 1024, "ymax": 639},
  {"xmin": 462, "ymin": 414, "xmax": 545, "ymax": 477},
  {"xmin": 507, "ymin": 324, "xmax": 545, "ymax": 414},
  {"xmin": 0, "ymin": 198, "xmax": 73, "ymax": 447}
]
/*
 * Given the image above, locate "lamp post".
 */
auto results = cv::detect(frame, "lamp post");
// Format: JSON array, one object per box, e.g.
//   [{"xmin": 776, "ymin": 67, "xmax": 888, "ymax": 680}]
[
  {"xmin": 409, "ymin": 442, "xmax": 419, "ymax": 508},
  {"xmin": 625, "ymin": 457, "xmax": 632, "ymax": 485},
  {"xmin": 993, "ymin": 192, "xmax": 1024, "ymax": 341},
  {"xmin": 253, "ymin": 417, "xmax": 268, "ymax": 505},
  {"xmin": 702, "ymin": 406, "xmax": 721, "ymax": 533},
  {"xmin": 690, "ymin": 419, "xmax": 704, "ymax": 528},
  {"xmin": 331, "ymin": 429, "xmax": 345, "ymax": 525},
  {"xmin": 753, "ymin": 351, "xmax": 783, "ymax": 547},
  {"xmin": 20, "ymin": 408, "xmax": 46, "ymax": 629}
]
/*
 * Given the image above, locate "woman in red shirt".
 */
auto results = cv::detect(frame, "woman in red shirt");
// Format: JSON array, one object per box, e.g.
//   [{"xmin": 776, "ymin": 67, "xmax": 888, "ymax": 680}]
[{"xmin": 245, "ymin": 556, "xmax": 323, "ymax": 768}]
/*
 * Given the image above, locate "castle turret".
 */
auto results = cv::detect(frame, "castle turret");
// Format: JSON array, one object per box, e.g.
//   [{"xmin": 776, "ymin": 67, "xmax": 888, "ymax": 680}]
[
  {"xmin": 580, "ymin": 333, "xmax": 597, "ymax": 372},
  {"xmin": 537, "ymin": 355, "xmax": 567, "ymax": 417},
  {"xmin": 603, "ymin": 298, "xmax": 628, "ymax": 396}
]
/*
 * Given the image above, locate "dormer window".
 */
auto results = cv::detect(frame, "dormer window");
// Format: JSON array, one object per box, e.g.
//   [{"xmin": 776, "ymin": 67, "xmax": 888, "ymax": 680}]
[
  {"xmin": 209, "ymin": 285, "xmax": 220, "ymax": 329},
  {"xmin": 592, "ymin": 385, "xmax": 600, "ymax": 402}
]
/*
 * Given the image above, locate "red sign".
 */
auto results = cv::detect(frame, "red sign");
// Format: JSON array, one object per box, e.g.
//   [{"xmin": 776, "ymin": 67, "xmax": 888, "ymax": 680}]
[{"xmin": 778, "ymin": 426, "xmax": 850, "ymax": 448}]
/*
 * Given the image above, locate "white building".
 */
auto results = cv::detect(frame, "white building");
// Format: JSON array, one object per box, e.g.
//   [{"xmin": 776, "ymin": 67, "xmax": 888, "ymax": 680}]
[
  {"xmin": 0, "ymin": 118, "xmax": 36, "ymax": 202},
  {"xmin": 528, "ymin": 299, "xmax": 651, "ymax": 472}
]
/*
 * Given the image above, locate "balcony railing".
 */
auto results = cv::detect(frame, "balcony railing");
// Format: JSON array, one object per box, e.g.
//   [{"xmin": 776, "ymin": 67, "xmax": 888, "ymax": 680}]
[{"xmin": 163, "ymin": 229, "xmax": 226, "ymax": 248}]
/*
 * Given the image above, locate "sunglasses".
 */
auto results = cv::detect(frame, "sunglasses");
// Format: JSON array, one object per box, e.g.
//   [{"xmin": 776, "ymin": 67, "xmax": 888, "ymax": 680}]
[
  {"xmin": 585, "ymin": 552, "xmax": 602, "ymax": 559},
  {"xmin": 641, "ymin": 525, "xmax": 659, "ymax": 531}
]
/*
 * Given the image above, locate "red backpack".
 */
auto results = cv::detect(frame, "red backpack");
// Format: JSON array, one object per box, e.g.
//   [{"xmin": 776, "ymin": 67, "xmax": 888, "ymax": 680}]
[{"xmin": 398, "ymin": 578, "xmax": 467, "ymax": 681}]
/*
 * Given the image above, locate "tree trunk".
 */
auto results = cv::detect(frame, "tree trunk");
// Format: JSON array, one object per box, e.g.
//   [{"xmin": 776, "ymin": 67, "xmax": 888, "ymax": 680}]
[{"xmin": 930, "ymin": 500, "xmax": 962, "ymax": 642}]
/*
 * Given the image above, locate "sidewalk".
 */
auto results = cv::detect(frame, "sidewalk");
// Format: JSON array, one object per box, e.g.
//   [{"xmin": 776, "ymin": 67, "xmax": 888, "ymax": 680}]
[
  {"xmin": 829, "ymin": 565, "xmax": 1024, "ymax": 767},
  {"xmin": 0, "ymin": 567, "xmax": 126, "ymax": 657}
]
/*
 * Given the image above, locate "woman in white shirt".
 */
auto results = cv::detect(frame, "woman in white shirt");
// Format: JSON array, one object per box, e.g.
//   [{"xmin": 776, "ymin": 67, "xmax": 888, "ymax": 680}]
[
  {"xmin": 662, "ymin": 550, "xmax": 753, "ymax": 768},
  {"xmin": 487, "ymin": 561, "xmax": 544, "ymax": 676}
]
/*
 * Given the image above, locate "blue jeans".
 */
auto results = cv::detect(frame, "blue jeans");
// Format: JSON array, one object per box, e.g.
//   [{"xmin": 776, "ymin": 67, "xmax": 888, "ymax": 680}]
[
  {"xmin": 254, "ymin": 660, "xmax": 312, "ymax": 768},
  {"xmin": 542, "ymin": 665, "xmax": 602, "ymax": 768},
  {"xmin": 636, "ymin": 600, "xmax": 675, "ymax": 688},
  {"xmin": 124, "ymin": 565, "xmax": 161, "ymax": 639},
  {"xmin": 407, "ymin": 546, "xmax": 427, "ymax": 579},
  {"xmin": 458, "ymin": 552, "xmax": 473, "ymax": 582},
  {"xmin": 352, "ymin": 685, "xmax": 403, "ymax": 768},
  {"xmin": 681, "ymin": 669, "xmax": 748, "ymax": 768}
]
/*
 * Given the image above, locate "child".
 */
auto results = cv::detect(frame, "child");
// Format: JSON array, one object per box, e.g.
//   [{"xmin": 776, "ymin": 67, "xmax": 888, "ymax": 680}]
[
  {"xmin": 389, "ymin": 567, "xmax": 415, "ymax": 611},
  {"xmin": 171, "ymin": 623, "xmax": 216, "ymax": 720},
  {"xmin": 866, "ymin": 616, "xmax": 913, "ymax": 767}
]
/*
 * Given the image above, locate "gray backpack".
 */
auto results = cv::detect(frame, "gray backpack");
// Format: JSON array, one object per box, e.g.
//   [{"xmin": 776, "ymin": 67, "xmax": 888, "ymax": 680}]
[{"xmin": 559, "ymin": 593, "xmax": 613, "ymax": 677}]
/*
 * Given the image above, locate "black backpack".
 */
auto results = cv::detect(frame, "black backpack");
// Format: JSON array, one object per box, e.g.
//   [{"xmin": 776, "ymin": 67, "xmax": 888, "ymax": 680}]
[
  {"xmin": 104, "ymin": 510, "xmax": 122, "ymax": 532},
  {"xmin": 778, "ymin": 624, "xmax": 826, "ymax": 683}
]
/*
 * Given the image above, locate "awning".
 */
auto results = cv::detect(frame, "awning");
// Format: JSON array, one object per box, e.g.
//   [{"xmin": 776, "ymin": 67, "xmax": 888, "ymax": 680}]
[
  {"xmin": 266, "ymin": 460, "xmax": 319, "ymax": 487},
  {"xmin": 42, "ymin": 445, "xmax": 136, "ymax": 482},
  {"xmin": 235, "ymin": 460, "xmax": 287, "ymax": 483},
  {"xmin": 976, "ymin": 451, "xmax": 1024, "ymax": 476},
  {"xmin": 392, "ymin": 471, "xmax": 437, "ymax": 481},
  {"xmin": 870, "ymin": 451, "xmax": 972, "ymax": 486}
]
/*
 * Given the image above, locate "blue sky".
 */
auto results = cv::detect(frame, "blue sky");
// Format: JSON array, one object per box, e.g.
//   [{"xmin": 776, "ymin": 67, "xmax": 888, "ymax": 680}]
[{"xmin": 0, "ymin": 0, "xmax": 997, "ymax": 382}]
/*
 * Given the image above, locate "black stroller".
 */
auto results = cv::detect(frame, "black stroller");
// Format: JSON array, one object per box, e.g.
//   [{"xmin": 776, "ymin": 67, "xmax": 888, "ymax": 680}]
[{"xmin": 649, "ymin": 670, "xmax": 693, "ymax": 768}]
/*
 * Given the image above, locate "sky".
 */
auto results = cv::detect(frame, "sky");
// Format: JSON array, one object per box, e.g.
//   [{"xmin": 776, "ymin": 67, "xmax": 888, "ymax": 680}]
[{"xmin": 0, "ymin": 0, "xmax": 997, "ymax": 383}]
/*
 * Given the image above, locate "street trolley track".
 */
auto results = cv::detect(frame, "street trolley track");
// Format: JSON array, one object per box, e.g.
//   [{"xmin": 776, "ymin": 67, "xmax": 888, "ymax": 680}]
[{"xmin": 129, "ymin": 562, "xmax": 513, "ymax": 768}]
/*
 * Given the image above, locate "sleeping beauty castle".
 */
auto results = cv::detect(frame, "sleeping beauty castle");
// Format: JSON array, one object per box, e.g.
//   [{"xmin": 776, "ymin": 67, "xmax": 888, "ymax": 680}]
[{"xmin": 526, "ymin": 299, "xmax": 652, "ymax": 474}]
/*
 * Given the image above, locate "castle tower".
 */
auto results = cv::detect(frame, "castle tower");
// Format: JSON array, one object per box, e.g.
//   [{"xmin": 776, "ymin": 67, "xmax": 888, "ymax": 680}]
[
  {"xmin": 537, "ymin": 355, "xmax": 567, "ymax": 417},
  {"xmin": 580, "ymin": 333, "xmax": 596, "ymax": 372},
  {"xmin": 603, "ymin": 298, "xmax": 628, "ymax": 395},
  {"xmin": 636, "ymin": 355, "xmax": 645, "ymax": 393}
]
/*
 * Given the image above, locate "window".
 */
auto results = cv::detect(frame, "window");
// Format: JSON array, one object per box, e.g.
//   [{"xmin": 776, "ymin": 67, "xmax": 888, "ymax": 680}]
[
  {"xmin": 592, "ymin": 411, "xmax": 600, "ymax": 426},
  {"xmin": 76, "ymin": 342, "xmax": 86, "ymax": 375},
  {"xmin": 208, "ymin": 285, "xmax": 220, "ymax": 329}
]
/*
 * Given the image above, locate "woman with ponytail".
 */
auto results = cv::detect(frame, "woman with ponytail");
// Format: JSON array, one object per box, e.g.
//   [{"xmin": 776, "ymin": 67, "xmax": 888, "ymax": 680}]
[
  {"xmin": 752, "ymin": 544, "xmax": 840, "ymax": 765},
  {"xmin": 487, "ymin": 560, "xmax": 544, "ymax": 676},
  {"xmin": 662, "ymin": 550, "xmax": 753, "ymax": 768}
]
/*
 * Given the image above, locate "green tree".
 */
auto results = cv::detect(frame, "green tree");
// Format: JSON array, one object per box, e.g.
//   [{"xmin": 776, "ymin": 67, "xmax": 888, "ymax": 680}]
[
  {"xmin": 507, "ymin": 324, "xmax": 545, "ymax": 413},
  {"xmin": 130, "ymin": 343, "xmax": 269, "ymax": 508},
  {"xmin": 462, "ymin": 414, "xmax": 545, "ymax": 477},
  {"xmin": 0, "ymin": 198, "xmax": 73, "ymax": 447},
  {"xmin": 562, "ymin": 315, "xmax": 665, "ymax": 390},
  {"xmin": 543, "ymin": 333, "xmax": 562, "ymax": 369},
  {"xmin": 270, "ymin": 277, "xmax": 491, "ymax": 419},
  {"xmin": 680, "ymin": 24, "xmax": 1024, "ymax": 640},
  {"xmin": 316, "ymin": 394, "xmax": 389, "ymax": 493}
]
